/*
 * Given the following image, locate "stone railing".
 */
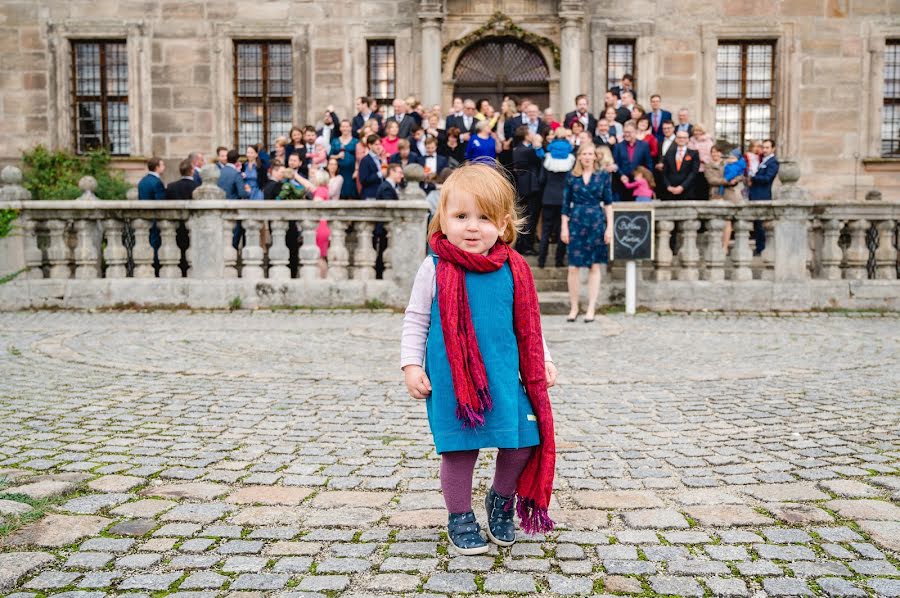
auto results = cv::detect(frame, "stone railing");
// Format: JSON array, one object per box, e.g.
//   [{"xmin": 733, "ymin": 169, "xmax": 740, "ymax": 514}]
[
  {"xmin": 1, "ymin": 165, "xmax": 898, "ymax": 311},
  {"xmin": 0, "ymin": 166, "xmax": 430, "ymax": 309}
]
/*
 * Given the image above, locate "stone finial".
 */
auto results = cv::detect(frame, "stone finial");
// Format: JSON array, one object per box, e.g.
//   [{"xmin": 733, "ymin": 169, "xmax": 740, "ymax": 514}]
[
  {"xmin": 77, "ymin": 176, "xmax": 99, "ymax": 201},
  {"xmin": 193, "ymin": 164, "xmax": 225, "ymax": 200},
  {"xmin": 126, "ymin": 187, "xmax": 139, "ymax": 201},
  {"xmin": 0, "ymin": 165, "xmax": 32, "ymax": 201},
  {"xmin": 402, "ymin": 163, "xmax": 425, "ymax": 183},
  {"xmin": 777, "ymin": 160, "xmax": 801, "ymax": 186}
]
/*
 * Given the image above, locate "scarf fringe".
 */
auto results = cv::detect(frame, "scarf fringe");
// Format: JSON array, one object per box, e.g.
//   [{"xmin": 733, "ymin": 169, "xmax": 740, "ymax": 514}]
[
  {"xmin": 475, "ymin": 386, "xmax": 493, "ymax": 412},
  {"xmin": 515, "ymin": 497, "xmax": 555, "ymax": 535},
  {"xmin": 455, "ymin": 403, "xmax": 485, "ymax": 429}
]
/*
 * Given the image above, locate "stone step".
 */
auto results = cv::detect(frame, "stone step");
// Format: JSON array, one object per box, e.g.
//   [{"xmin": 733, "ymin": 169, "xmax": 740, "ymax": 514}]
[{"xmin": 533, "ymin": 278, "xmax": 569, "ymax": 292}]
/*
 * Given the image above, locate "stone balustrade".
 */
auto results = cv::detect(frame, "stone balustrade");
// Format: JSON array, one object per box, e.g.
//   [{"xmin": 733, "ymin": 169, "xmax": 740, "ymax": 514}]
[{"xmin": 0, "ymin": 164, "xmax": 898, "ymax": 311}]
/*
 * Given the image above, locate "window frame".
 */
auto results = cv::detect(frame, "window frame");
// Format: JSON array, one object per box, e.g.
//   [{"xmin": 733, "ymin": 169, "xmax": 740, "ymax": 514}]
[
  {"xmin": 70, "ymin": 39, "xmax": 130, "ymax": 155},
  {"xmin": 881, "ymin": 39, "xmax": 900, "ymax": 158},
  {"xmin": 714, "ymin": 39, "xmax": 777, "ymax": 152},
  {"xmin": 232, "ymin": 40, "xmax": 293, "ymax": 151},
  {"xmin": 606, "ymin": 39, "xmax": 636, "ymax": 93},
  {"xmin": 367, "ymin": 39, "xmax": 396, "ymax": 113}
]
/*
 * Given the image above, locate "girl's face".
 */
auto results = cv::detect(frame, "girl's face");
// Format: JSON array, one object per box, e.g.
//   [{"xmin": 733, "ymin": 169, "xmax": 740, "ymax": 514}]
[
  {"xmin": 634, "ymin": 170, "xmax": 644, "ymax": 181},
  {"xmin": 605, "ymin": 108, "xmax": 617, "ymax": 121},
  {"xmin": 340, "ymin": 121, "xmax": 351, "ymax": 135},
  {"xmin": 291, "ymin": 129, "xmax": 302, "ymax": 143},
  {"xmin": 443, "ymin": 189, "xmax": 507, "ymax": 256},
  {"xmin": 246, "ymin": 146, "xmax": 257, "ymax": 161},
  {"xmin": 386, "ymin": 122, "xmax": 399, "ymax": 137},
  {"xmin": 327, "ymin": 158, "xmax": 339, "ymax": 175}
]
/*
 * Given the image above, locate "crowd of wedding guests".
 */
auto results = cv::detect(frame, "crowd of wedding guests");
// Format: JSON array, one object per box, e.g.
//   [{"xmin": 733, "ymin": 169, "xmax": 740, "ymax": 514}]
[{"xmin": 138, "ymin": 76, "xmax": 781, "ymax": 295}]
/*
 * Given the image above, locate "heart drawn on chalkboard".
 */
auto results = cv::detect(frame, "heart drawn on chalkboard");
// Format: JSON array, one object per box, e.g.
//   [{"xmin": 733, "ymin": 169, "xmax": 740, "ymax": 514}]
[{"xmin": 615, "ymin": 215, "xmax": 650, "ymax": 253}]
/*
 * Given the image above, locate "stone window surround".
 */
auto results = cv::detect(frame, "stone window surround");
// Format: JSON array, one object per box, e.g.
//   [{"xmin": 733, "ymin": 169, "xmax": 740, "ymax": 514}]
[
  {"xmin": 351, "ymin": 27, "xmax": 413, "ymax": 114},
  {"xmin": 700, "ymin": 22, "xmax": 800, "ymax": 159},
  {"xmin": 46, "ymin": 20, "xmax": 151, "ymax": 157},
  {"xmin": 590, "ymin": 20, "xmax": 657, "ymax": 111},
  {"xmin": 863, "ymin": 22, "xmax": 900, "ymax": 167},
  {"xmin": 211, "ymin": 23, "xmax": 310, "ymax": 148}
]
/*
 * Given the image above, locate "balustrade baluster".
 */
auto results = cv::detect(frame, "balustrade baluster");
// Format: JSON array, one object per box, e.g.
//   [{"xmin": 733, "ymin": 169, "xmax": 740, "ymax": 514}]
[
  {"xmin": 241, "ymin": 219, "xmax": 265, "ymax": 280},
  {"xmin": 820, "ymin": 219, "xmax": 843, "ymax": 280},
  {"xmin": 22, "ymin": 218, "xmax": 44, "ymax": 279},
  {"xmin": 843, "ymin": 219, "xmax": 869, "ymax": 280},
  {"xmin": 731, "ymin": 218, "xmax": 753, "ymax": 281},
  {"xmin": 268, "ymin": 220, "xmax": 291, "ymax": 280},
  {"xmin": 299, "ymin": 218, "xmax": 320, "ymax": 280},
  {"xmin": 223, "ymin": 219, "xmax": 238, "ymax": 278},
  {"xmin": 381, "ymin": 222, "xmax": 393, "ymax": 282},
  {"xmin": 46, "ymin": 219, "xmax": 71, "ymax": 279},
  {"xmin": 103, "ymin": 219, "xmax": 128, "ymax": 279},
  {"xmin": 760, "ymin": 221, "xmax": 776, "ymax": 281},
  {"xmin": 703, "ymin": 218, "xmax": 726, "ymax": 282},
  {"xmin": 676, "ymin": 219, "xmax": 700, "ymax": 281},
  {"xmin": 654, "ymin": 220, "xmax": 674, "ymax": 281},
  {"xmin": 874, "ymin": 220, "xmax": 898, "ymax": 280},
  {"xmin": 352, "ymin": 222, "xmax": 377, "ymax": 280},
  {"xmin": 74, "ymin": 219, "xmax": 100, "ymax": 279},
  {"xmin": 157, "ymin": 220, "xmax": 181, "ymax": 278},
  {"xmin": 327, "ymin": 220, "xmax": 350, "ymax": 281},
  {"xmin": 131, "ymin": 218, "xmax": 155, "ymax": 278}
]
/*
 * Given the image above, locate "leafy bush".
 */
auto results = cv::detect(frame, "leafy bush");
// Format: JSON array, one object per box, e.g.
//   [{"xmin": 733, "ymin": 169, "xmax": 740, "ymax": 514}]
[
  {"xmin": 0, "ymin": 209, "xmax": 15, "ymax": 239},
  {"xmin": 21, "ymin": 145, "xmax": 131, "ymax": 200}
]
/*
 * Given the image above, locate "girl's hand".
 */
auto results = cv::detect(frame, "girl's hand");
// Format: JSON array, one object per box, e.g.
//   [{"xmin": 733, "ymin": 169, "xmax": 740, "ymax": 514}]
[
  {"xmin": 545, "ymin": 361, "xmax": 558, "ymax": 388},
  {"xmin": 403, "ymin": 365, "xmax": 432, "ymax": 399},
  {"xmin": 620, "ymin": 174, "xmax": 629, "ymax": 184},
  {"xmin": 560, "ymin": 225, "xmax": 569, "ymax": 245},
  {"xmin": 604, "ymin": 227, "xmax": 612, "ymax": 245}
]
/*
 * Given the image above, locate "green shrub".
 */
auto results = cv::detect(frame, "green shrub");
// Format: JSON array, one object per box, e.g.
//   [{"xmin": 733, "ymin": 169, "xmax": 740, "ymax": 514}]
[
  {"xmin": 21, "ymin": 145, "xmax": 131, "ymax": 200},
  {"xmin": 0, "ymin": 209, "xmax": 15, "ymax": 239}
]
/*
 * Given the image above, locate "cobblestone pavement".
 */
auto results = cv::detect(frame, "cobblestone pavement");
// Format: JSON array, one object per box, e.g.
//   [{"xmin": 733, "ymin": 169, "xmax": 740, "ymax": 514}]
[{"xmin": 0, "ymin": 310, "xmax": 898, "ymax": 598}]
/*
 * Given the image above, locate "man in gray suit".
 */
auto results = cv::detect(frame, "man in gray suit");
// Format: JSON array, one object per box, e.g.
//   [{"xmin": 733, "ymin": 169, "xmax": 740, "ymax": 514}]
[{"xmin": 217, "ymin": 149, "xmax": 249, "ymax": 199}]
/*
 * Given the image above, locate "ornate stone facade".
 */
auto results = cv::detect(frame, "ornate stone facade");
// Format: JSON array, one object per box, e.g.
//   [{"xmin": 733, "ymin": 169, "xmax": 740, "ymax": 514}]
[{"xmin": 0, "ymin": 0, "xmax": 898, "ymax": 199}]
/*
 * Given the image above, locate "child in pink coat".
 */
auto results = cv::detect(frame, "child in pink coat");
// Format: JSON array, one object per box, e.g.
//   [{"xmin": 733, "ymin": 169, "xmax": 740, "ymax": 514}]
[{"xmin": 620, "ymin": 165, "xmax": 655, "ymax": 202}]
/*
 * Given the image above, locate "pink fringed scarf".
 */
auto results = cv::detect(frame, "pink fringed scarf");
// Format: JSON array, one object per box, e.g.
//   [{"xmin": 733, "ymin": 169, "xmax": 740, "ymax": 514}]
[{"xmin": 431, "ymin": 231, "xmax": 556, "ymax": 534}]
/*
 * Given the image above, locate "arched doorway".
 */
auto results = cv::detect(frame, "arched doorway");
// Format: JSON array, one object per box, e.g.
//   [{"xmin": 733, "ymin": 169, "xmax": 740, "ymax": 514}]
[{"xmin": 452, "ymin": 37, "xmax": 550, "ymax": 111}]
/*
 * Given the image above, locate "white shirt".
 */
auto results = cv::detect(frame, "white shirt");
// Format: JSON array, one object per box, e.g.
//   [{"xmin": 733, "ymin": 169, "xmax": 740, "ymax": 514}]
[
  {"xmin": 661, "ymin": 135, "xmax": 675, "ymax": 157},
  {"xmin": 369, "ymin": 151, "xmax": 383, "ymax": 178},
  {"xmin": 415, "ymin": 138, "xmax": 426, "ymax": 156},
  {"xmin": 424, "ymin": 153, "xmax": 437, "ymax": 173}
]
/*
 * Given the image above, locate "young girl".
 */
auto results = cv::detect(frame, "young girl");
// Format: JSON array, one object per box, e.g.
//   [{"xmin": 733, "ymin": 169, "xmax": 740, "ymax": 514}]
[
  {"xmin": 621, "ymin": 165, "xmax": 655, "ymax": 202},
  {"xmin": 312, "ymin": 169, "xmax": 331, "ymax": 278},
  {"xmin": 401, "ymin": 163, "xmax": 558, "ymax": 555}
]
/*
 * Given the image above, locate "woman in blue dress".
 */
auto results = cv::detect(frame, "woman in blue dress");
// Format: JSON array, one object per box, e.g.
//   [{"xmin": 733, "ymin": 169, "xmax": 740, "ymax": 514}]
[
  {"xmin": 330, "ymin": 120, "xmax": 359, "ymax": 198},
  {"xmin": 464, "ymin": 120, "xmax": 500, "ymax": 164},
  {"xmin": 242, "ymin": 144, "xmax": 266, "ymax": 200},
  {"xmin": 560, "ymin": 144, "xmax": 613, "ymax": 323}
]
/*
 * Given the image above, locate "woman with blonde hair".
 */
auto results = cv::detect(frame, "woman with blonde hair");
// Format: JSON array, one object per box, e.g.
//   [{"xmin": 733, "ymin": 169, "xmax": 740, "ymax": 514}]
[
  {"xmin": 688, "ymin": 123, "xmax": 714, "ymax": 199},
  {"xmin": 560, "ymin": 144, "xmax": 613, "ymax": 323}
]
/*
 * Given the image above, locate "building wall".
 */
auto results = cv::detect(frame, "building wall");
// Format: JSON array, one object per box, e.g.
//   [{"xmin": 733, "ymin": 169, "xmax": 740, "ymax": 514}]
[{"xmin": 0, "ymin": 0, "xmax": 898, "ymax": 199}]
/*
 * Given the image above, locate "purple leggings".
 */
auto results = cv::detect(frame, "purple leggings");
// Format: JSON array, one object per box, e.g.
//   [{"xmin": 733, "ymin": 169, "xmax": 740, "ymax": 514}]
[{"xmin": 440, "ymin": 447, "xmax": 533, "ymax": 514}]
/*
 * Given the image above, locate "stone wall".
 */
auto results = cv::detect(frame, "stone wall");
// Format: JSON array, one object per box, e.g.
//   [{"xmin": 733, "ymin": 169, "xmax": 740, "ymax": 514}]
[{"xmin": 0, "ymin": 0, "xmax": 897, "ymax": 197}]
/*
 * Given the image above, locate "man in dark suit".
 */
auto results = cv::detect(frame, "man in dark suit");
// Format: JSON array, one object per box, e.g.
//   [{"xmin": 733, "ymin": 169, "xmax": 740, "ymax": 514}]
[
  {"xmin": 138, "ymin": 157, "xmax": 166, "ymax": 200},
  {"xmin": 187, "ymin": 151, "xmax": 205, "ymax": 185},
  {"xmin": 662, "ymin": 130, "xmax": 700, "ymax": 200},
  {"xmin": 408, "ymin": 125, "xmax": 428, "ymax": 157},
  {"xmin": 262, "ymin": 160, "xmax": 285, "ymax": 199},
  {"xmin": 618, "ymin": 90, "xmax": 636, "ymax": 122},
  {"xmin": 510, "ymin": 126, "xmax": 543, "ymax": 254},
  {"xmin": 386, "ymin": 98, "xmax": 415, "ymax": 139},
  {"xmin": 748, "ymin": 139, "xmax": 779, "ymax": 254},
  {"xmin": 351, "ymin": 96, "xmax": 382, "ymax": 138},
  {"xmin": 648, "ymin": 94, "xmax": 673, "ymax": 143},
  {"xmin": 217, "ymin": 149, "xmax": 250, "ymax": 200},
  {"xmin": 317, "ymin": 106, "xmax": 341, "ymax": 146},
  {"xmin": 166, "ymin": 159, "xmax": 199, "ymax": 200},
  {"xmin": 455, "ymin": 99, "xmax": 480, "ymax": 142},
  {"xmin": 612, "ymin": 122, "xmax": 654, "ymax": 201},
  {"xmin": 376, "ymin": 163, "xmax": 403, "ymax": 200},
  {"xmin": 654, "ymin": 120, "xmax": 677, "ymax": 197},
  {"xmin": 593, "ymin": 117, "xmax": 617, "ymax": 148},
  {"xmin": 675, "ymin": 108, "xmax": 694, "ymax": 137},
  {"xmin": 610, "ymin": 73, "xmax": 635, "ymax": 100},
  {"xmin": 444, "ymin": 97, "xmax": 465, "ymax": 133},
  {"xmin": 420, "ymin": 136, "xmax": 449, "ymax": 194},
  {"xmin": 564, "ymin": 94, "xmax": 598, "ymax": 135},
  {"xmin": 359, "ymin": 135, "xmax": 385, "ymax": 199}
]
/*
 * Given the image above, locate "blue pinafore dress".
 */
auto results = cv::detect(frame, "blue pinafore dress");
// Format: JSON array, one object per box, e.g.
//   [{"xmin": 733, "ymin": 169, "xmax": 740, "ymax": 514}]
[{"xmin": 425, "ymin": 256, "xmax": 541, "ymax": 454}]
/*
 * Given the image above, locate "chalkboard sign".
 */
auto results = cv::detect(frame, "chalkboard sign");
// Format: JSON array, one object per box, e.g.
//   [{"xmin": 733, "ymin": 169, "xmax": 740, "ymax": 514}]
[{"xmin": 610, "ymin": 205, "xmax": 654, "ymax": 261}]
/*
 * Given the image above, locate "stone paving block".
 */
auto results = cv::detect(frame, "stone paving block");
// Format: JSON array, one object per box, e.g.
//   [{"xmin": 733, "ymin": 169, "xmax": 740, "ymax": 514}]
[
  {"xmin": 331, "ymin": 543, "xmax": 378, "ymax": 557},
  {"xmin": 511, "ymin": 542, "xmax": 544, "ymax": 557},
  {"xmin": 649, "ymin": 575, "xmax": 704, "ymax": 597},
  {"xmin": 547, "ymin": 574, "xmax": 593, "ymax": 596},
  {"xmin": 813, "ymin": 525, "xmax": 864, "ymax": 542},
  {"xmin": 483, "ymin": 573, "xmax": 536, "ymax": 593},
  {"xmin": 65, "ymin": 552, "xmax": 114, "ymax": 569},
  {"xmin": 763, "ymin": 577, "xmax": 814, "ymax": 596},
  {"xmin": 118, "ymin": 572, "xmax": 183, "ymax": 590},
  {"xmin": 850, "ymin": 541, "xmax": 885, "ymax": 559},
  {"xmin": 742, "ymin": 482, "xmax": 829, "ymax": 502},
  {"xmin": 704, "ymin": 576, "xmax": 749, "ymax": 597},
  {"xmin": 221, "ymin": 556, "xmax": 267, "ymax": 572},
  {"xmin": 761, "ymin": 527, "xmax": 813, "ymax": 543},
  {"xmin": 167, "ymin": 555, "xmax": 219, "ymax": 570},
  {"xmin": 229, "ymin": 573, "xmax": 290, "ymax": 590},
  {"xmin": 643, "ymin": 545, "xmax": 689, "ymax": 561},
  {"xmin": 310, "ymin": 490, "xmax": 394, "ymax": 508},
  {"xmin": 856, "ymin": 519, "xmax": 900, "ymax": 551},
  {"xmin": 388, "ymin": 541, "xmax": 438, "ymax": 556},
  {"xmin": 161, "ymin": 503, "xmax": 232, "ymax": 523},
  {"xmin": 5, "ymin": 480, "xmax": 76, "ymax": 500},
  {"xmin": 614, "ymin": 530, "xmax": 659, "ymax": 544},
  {"xmin": 77, "ymin": 572, "xmax": 119, "ymax": 589},
  {"xmin": 603, "ymin": 559, "xmax": 656, "ymax": 574},
  {"xmin": 225, "ymin": 485, "xmax": 314, "ymax": 505},
  {"xmin": 79, "ymin": 538, "xmax": 134, "ymax": 552},
  {"xmin": 296, "ymin": 575, "xmax": 351, "ymax": 592},
  {"xmin": 559, "ymin": 560, "xmax": 592, "ymax": 574},
  {"xmin": 229, "ymin": 505, "xmax": 304, "ymax": 526},
  {"xmin": 763, "ymin": 502, "xmax": 834, "ymax": 524},
  {"xmin": 88, "ymin": 475, "xmax": 145, "ymax": 493},
  {"xmin": 505, "ymin": 557, "xmax": 550, "ymax": 572},
  {"xmin": 264, "ymin": 541, "xmax": 322, "ymax": 555},
  {"xmin": 736, "ymin": 560, "xmax": 784, "ymax": 576},
  {"xmin": 179, "ymin": 571, "xmax": 227, "ymax": 590},
  {"xmin": 622, "ymin": 508, "xmax": 689, "ymax": 529},
  {"xmin": 380, "ymin": 557, "xmax": 439, "ymax": 573},
  {"xmin": 448, "ymin": 556, "xmax": 494, "ymax": 571},
  {"xmin": 387, "ymin": 509, "xmax": 446, "ymax": 528},
  {"xmin": 365, "ymin": 573, "xmax": 421, "ymax": 592},
  {"xmin": 662, "ymin": 530, "xmax": 711, "ymax": 544},
  {"xmin": 152, "ymin": 523, "xmax": 200, "ymax": 537},
  {"xmin": 791, "ymin": 561, "xmax": 852, "ymax": 577},
  {"xmin": 316, "ymin": 557, "xmax": 372, "ymax": 573},
  {"xmin": 667, "ymin": 559, "xmax": 731, "ymax": 575},
  {"xmin": 819, "ymin": 479, "xmax": 882, "ymax": 497},
  {"xmin": 24, "ymin": 571, "xmax": 80, "ymax": 589},
  {"xmin": 825, "ymin": 499, "xmax": 900, "ymax": 520},
  {"xmin": 596, "ymin": 544, "xmax": 637, "ymax": 559},
  {"xmin": 675, "ymin": 488, "xmax": 745, "ymax": 505},
  {"xmin": 111, "ymin": 499, "xmax": 176, "ymax": 518},
  {"xmin": 272, "ymin": 557, "xmax": 313, "ymax": 572},
  {"xmin": 754, "ymin": 543, "xmax": 817, "ymax": 561},
  {"xmin": 816, "ymin": 577, "xmax": 866, "ymax": 597},
  {"xmin": 115, "ymin": 553, "xmax": 162, "ymax": 569},
  {"xmin": 0, "ymin": 499, "xmax": 32, "ymax": 516},
  {"xmin": 6, "ymin": 515, "xmax": 110, "ymax": 547},
  {"xmin": 849, "ymin": 559, "xmax": 899, "ymax": 575},
  {"xmin": 556, "ymin": 543, "xmax": 585, "ymax": 559},
  {"xmin": 424, "ymin": 572, "xmax": 477, "ymax": 594},
  {"xmin": 109, "ymin": 519, "xmax": 157, "ymax": 537},
  {"xmin": 603, "ymin": 575, "xmax": 643, "ymax": 594},
  {"xmin": 718, "ymin": 530, "xmax": 764, "ymax": 543},
  {"xmin": 179, "ymin": 538, "xmax": 216, "ymax": 553},
  {"xmin": 556, "ymin": 531, "xmax": 611, "ymax": 544},
  {"xmin": 141, "ymin": 482, "xmax": 229, "ymax": 501},
  {"xmin": 867, "ymin": 578, "xmax": 900, "ymax": 597},
  {"xmin": 216, "ymin": 539, "xmax": 263, "ymax": 554},
  {"xmin": 305, "ymin": 506, "xmax": 382, "ymax": 527},
  {"xmin": 573, "ymin": 490, "xmax": 663, "ymax": 509},
  {"xmin": 140, "ymin": 538, "xmax": 176, "ymax": 551},
  {"xmin": 684, "ymin": 505, "xmax": 773, "ymax": 526}
]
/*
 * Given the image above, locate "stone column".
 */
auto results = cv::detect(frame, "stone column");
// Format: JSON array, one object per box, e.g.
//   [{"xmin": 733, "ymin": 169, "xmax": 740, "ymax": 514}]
[
  {"xmin": 559, "ymin": 11, "xmax": 584, "ymax": 113},
  {"xmin": 0, "ymin": 165, "xmax": 32, "ymax": 278},
  {"xmin": 419, "ymin": 15, "xmax": 444, "ymax": 108},
  {"xmin": 188, "ymin": 165, "xmax": 227, "ymax": 279},
  {"xmin": 773, "ymin": 205, "xmax": 810, "ymax": 282}
]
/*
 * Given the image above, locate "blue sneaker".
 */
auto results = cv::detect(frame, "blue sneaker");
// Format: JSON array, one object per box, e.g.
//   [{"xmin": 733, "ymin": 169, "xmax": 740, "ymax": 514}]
[
  {"xmin": 485, "ymin": 487, "xmax": 516, "ymax": 546},
  {"xmin": 447, "ymin": 511, "xmax": 489, "ymax": 555}
]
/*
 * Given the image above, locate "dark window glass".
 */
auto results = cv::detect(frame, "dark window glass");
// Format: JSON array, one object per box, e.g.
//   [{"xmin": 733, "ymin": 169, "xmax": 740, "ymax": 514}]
[
  {"xmin": 607, "ymin": 40, "xmax": 635, "ymax": 92},
  {"xmin": 368, "ymin": 40, "xmax": 396, "ymax": 112},
  {"xmin": 234, "ymin": 41, "xmax": 293, "ymax": 150},
  {"xmin": 883, "ymin": 40, "xmax": 900, "ymax": 157},
  {"xmin": 715, "ymin": 41, "xmax": 776, "ymax": 151},
  {"xmin": 71, "ymin": 40, "xmax": 129, "ymax": 155}
]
